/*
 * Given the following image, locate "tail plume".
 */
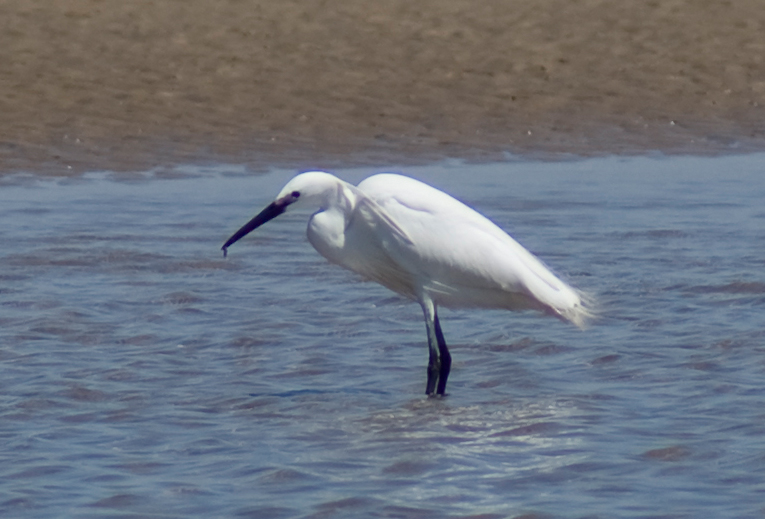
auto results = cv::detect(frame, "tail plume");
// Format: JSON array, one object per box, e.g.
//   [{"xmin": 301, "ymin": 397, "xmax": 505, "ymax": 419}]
[{"xmin": 557, "ymin": 289, "xmax": 596, "ymax": 330}]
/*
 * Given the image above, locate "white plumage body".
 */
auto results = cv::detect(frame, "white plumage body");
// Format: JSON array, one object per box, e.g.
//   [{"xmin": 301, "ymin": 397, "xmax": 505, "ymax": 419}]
[{"xmin": 305, "ymin": 173, "xmax": 587, "ymax": 328}]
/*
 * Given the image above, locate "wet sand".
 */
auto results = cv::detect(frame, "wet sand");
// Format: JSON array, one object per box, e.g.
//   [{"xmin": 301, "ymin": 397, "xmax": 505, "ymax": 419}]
[{"xmin": 1, "ymin": 0, "xmax": 764, "ymax": 175}]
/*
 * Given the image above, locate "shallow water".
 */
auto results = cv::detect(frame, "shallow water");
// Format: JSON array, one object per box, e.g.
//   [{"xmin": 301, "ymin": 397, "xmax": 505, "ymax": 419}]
[{"xmin": 1, "ymin": 154, "xmax": 764, "ymax": 518}]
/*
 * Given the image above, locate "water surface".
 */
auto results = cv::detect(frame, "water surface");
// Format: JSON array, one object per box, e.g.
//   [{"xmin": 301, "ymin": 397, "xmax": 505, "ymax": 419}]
[{"xmin": 1, "ymin": 154, "xmax": 764, "ymax": 518}]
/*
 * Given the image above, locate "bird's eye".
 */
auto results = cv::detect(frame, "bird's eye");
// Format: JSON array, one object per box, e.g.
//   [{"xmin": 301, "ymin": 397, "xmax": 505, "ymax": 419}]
[{"xmin": 291, "ymin": 191, "xmax": 300, "ymax": 198}]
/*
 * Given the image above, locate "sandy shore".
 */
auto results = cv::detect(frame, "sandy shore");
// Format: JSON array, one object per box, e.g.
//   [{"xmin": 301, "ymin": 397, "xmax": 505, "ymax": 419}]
[{"xmin": 1, "ymin": 0, "xmax": 764, "ymax": 175}]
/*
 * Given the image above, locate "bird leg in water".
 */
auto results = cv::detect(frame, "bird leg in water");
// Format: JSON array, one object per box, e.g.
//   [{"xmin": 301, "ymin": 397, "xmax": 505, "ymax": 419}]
[
  {"xmin": 434, "ymin": 313, "xmax": 451, "ymax": 396},
  {"xmin": 423, "ymin": 300, "xmax": 450, "ymax": 396},
  {"xmin": 426, "ymin": 338, "xmax": 440, "ymax": 395}
]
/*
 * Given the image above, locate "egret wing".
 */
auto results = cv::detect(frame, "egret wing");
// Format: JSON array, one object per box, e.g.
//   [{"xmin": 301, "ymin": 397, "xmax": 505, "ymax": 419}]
[
  {"xmin": 357, "ymin": 174, "xmax": 588, "ymax": 326},
  {"xmin": 335, "ymin": 193, "xmax": 420, "ymax": 299}
]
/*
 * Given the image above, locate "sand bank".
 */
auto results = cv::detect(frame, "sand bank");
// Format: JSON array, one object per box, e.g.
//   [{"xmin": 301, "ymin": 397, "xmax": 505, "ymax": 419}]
[{"xmin": 1, "ymin": 0, "xmax": 763, "ymax": 174}]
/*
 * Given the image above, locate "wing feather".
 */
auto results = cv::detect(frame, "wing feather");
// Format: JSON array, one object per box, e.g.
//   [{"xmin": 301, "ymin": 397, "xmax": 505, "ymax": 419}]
[{"xmin": 356, "ymin": 174, "xmax": 590, "ymax": 326}]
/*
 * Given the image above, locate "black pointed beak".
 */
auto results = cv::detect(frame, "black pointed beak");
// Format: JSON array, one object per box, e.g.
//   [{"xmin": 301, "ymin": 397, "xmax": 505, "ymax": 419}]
[{"xmin": 222, "ymin": 201, "xmax": 286, "ymax": 257}]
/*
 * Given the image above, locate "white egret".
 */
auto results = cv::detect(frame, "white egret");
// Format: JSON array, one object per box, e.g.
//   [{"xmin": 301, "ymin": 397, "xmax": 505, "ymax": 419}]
[{"xmin": 223, "ymin": 171, "xmax": 589, "ymax": 396}]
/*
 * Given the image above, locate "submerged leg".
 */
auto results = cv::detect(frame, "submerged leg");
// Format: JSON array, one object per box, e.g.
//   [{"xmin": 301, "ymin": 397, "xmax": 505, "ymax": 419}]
[
  {"xmin": 421, "ymin": 297, "xmax": 451, "ymax": 396},
  {"xmin": 434, "ymin": 313, "xmax": 451, "ymax": 396},
  {"xmin": 426, "ymin": 337, "xmax": 439, "ymax": 396}
]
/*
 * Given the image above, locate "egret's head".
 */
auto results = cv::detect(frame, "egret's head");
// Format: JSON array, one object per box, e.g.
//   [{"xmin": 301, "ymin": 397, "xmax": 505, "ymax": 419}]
[
  {"xmin": 275, "ymin": 171, "xmax": 344, "ymax": 209},
  {"xmin": 221, "ymin": 171, "xmax": 342, "ymax": 257}
]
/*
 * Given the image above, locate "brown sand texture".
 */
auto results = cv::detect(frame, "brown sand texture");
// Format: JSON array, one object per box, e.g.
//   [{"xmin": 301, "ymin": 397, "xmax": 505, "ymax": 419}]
[{"xmin": 1, "ymin": 0, "xmax": 764, "ymax": 174}]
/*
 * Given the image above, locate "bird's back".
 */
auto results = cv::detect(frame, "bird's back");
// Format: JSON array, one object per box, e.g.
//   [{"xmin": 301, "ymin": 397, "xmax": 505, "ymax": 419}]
[{"xmin": 356, "ymin": 174, "xmax": 590, "ymax": 328}]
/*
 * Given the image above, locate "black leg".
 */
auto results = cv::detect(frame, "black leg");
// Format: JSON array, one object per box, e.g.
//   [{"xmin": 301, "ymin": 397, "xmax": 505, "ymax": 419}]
[
  {"xmin": 426, "ymin": 343, "xmax": 439, "ymax": 395},
  {"xmin": 422, "ymin": 299, "xmax": 439, "ymax": 396},
  {"xmin": 421, "ymin": 298, "xmax": 450, "ymax": 396},
  {"xmin": 434, "ymin": 312, "xmax": 451, "ymax": 396}
]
